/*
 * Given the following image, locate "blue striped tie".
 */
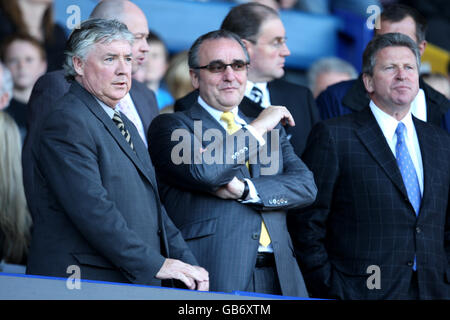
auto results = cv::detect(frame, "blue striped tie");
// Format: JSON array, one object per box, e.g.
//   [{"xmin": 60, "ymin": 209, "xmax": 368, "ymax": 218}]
[{"xmin": 395, "ymin": 122, "xmax": 421, "ymax": 215}]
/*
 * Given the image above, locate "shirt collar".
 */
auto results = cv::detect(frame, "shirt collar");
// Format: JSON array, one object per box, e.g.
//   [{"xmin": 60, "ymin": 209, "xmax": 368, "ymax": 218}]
[
  {"xmin": 197, "ymin": 95, "xmax": 246, "ymax": 126},
  {"xmin": 245, "ymin": 80, "xmax": 268, "ymax": 97},
  {"xmin": 369, "ymin": 100, "xmax": 415, "ymax": 142},
  {"xmin": 94, "ymin": 93, "xmax": 132, "ymax": 119}
]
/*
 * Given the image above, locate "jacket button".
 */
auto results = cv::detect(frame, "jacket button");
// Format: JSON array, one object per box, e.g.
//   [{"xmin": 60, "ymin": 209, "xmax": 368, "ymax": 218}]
[
  {"xmin": 416, "ymin": 227, "xmax": 421, "ymax": 234},
  {"xmin": 407, "ymin": 261, "xmax": 414, "ymax": 267},
  {"xmin": 252, "ymin": 232, "xmax": 259, "ymax": 240},
  {"xmin": 157, "ymin": 229, "xmax": 162, "ymax": 235}
]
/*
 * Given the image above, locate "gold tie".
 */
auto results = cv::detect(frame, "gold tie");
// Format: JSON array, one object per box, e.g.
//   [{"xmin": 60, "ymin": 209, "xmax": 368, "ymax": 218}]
[{"xmin": 220, "ymin": 111, "xmax": 271, "ymax": 247}]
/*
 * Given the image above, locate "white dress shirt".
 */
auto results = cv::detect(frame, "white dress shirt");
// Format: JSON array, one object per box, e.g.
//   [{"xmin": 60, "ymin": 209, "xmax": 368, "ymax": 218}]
[
  {"xmin": 245, "ymin": 80, "xmax": 271, "ymax": 108},
  {"xmin": 369, "ymin": 100, "xmax": 424, "ymax": 195}
]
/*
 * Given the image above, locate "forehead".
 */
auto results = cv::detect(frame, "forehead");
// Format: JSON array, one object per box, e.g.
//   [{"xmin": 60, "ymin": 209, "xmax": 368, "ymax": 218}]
[
  {"xmin": 379, "ymin": 16, "xmax": 417, "ymax": 43},
  {"xmin": 375, "ymin": 45, "xmax": 417, "ymax": 65},
  {"xmin": 198, "ymin": 38, "xmax": 246, "ymax": 63},
  {"xmin": 7, "ymin": 40, "xmax": 41, "ymax": 55},
  {"xmin": 257, "ymin": 17, "xmax": 285, "ymax": 40}
]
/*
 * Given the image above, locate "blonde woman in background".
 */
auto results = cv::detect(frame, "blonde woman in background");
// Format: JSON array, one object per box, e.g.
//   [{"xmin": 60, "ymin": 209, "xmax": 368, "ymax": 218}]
[
  {"xmin": 160, "ymin": 50, "xmax": 194, "ymax": 114},
  {"xmin": 0, "ymin": 111, "xmax": 32, "ymax": 265}
]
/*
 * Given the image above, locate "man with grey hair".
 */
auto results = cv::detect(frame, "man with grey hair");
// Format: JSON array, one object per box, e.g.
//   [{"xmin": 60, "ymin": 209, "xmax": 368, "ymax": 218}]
[
  {"xmin": 290, "ymin": 33, "xmax": 450, "ymax": 299},
  {"xmin": 23, "ymin": 0, "xmax": 159, "ymax": 220},
  {"xmin": 316, "ymin": 4, "xmax": 450, "ymax": 133},
  {"xmin": 307, "ymin": 57, "xmax": 357, "ymax": 98},
  {"xmin": 0, "ymin": 62, "xmax": 13, "ymax": 110},
  {"xmin": 26, "ymin": 19, "xmax": 209, "ymax": 290}
]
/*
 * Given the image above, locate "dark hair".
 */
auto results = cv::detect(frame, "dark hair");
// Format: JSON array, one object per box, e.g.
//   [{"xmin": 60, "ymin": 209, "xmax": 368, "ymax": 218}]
[
  {"xmin": 362, "ymin": 33, "xmax": 420, "ymax": 76},
  {"xmin": 0, "ymin": 0, "xmax": 55, "ymax": 42},
  {"xmin": 188, "ymin": 29, "xmax": 249, "ymax": 73},
  {"xmin": 220, "ymin": 2, "xmax": 279, "ymax": 42},
  {"xmin": 0, "ymin": 33, "xmax": 47, "ymax": 62},
  {"xmin": 380, "ymin": 4, "xmax": 427, "ymax": 43}
]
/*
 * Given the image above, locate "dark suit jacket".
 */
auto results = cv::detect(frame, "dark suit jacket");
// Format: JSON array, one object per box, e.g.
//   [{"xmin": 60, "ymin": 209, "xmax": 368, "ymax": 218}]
[
  {"xmin": 22, "ymin": 70, "xmax": 159, "ymax": 216},
  {"xmin": 316, "ymin": 75, "xmax": 450, "ymax": 133},
  {"xmin": 26, "ymin": 82, "xmax": 197, "ymax": 285},
  {"xmin": 174, "ymin": 79, "xmax": 320, "ymax": 157},
  {"xmin": 148, "ymin": 103, "xmax": 317, "ymax": 296},
  {"xmin": 289, "ymin": 108, "xmax": 450, "ymax": 299}
]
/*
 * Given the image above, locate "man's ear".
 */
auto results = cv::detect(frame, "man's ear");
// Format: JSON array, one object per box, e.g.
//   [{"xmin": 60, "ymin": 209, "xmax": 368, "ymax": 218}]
[
  {"xmin": 241, "ymin": 39, "xmax": 253, "ymax": 56},
  {"xmin": 362, "ymin": 73, "xmax": 374, "ymax": 94},
  {"xmin": 418, "ymin": 40, "xmax": 427, "ymax": 57},
  {"xmin": 0, "ymin": 92, "xmax": 9, "ymax": 110},
  {"xmin": 189, "ymin": 69, "xmax": 199, "ymax": 89},
  {"xmin": 72, "ymin": 56, "xmax": 84, "ymax": 77}
]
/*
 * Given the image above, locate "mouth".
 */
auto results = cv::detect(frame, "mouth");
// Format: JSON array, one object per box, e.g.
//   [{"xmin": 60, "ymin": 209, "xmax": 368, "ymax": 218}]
[{"xmin": 112, "ymin": 81, "xmax": 128, "ymax": 88}]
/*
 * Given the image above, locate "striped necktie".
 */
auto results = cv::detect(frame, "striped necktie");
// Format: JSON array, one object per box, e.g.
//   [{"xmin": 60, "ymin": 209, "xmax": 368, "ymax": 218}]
[
  {"xmin": 113, "ymin": 111, "xmax": 134, "ymax": 151},
  {"xmin": 220, "ymin": 111, "xmax": 271, "ymax": 247}
]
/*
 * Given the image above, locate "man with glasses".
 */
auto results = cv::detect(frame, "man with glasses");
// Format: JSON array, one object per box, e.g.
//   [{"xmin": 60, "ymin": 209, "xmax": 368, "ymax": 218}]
[
  {"xmin": 148, "ymin": 30, "xmax": 317, "ymax": 296},
  {"xmin": 175, "ymin": 2, "xmax": 320, "ymax": 157}
]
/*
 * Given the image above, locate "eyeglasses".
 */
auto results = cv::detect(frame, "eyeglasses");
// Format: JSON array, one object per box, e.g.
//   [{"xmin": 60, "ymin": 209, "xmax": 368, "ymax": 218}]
[{"xmin": 193, "ymin": 60, "xmax": 249, "ymax": 73}]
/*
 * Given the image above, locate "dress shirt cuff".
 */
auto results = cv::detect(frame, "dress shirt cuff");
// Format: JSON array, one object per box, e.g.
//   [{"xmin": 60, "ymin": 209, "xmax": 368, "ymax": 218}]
[
  {"xmin": 240, "ymin": 178, "xmax": 261, "ymax": 204},
  {"xmin": 245, "ymin": 124, "xmax": 266, "ymax": 147}
]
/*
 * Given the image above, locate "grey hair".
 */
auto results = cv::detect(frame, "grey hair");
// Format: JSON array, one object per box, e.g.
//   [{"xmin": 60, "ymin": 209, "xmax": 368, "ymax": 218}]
[
  {"xmin": 307, "ymin": 57, "xmax": 357, "ymax": 91},
  {"xmin": 63, "ymin": 18, "xmax": 134, "ymax": 81},
  {"xmin": 0, "ymin": 62, "xmax": 13, "ymax": 107},
  {"xmin": 188, "ymin": 29, "xmax": 250, "ymax": 75},
  {"xmin": 362, "ymin": 33, "xmax": 421, "ymax": 76}
]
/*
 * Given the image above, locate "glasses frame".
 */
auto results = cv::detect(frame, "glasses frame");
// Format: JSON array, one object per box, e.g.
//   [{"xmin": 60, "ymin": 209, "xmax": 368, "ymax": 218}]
[{"xmin": 192, "ymin": 60, "xmax": 250, "ymax": 73}]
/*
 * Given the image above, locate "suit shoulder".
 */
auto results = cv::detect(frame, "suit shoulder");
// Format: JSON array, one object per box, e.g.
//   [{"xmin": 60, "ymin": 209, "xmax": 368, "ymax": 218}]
[{"xmin": 271, "ymin": 78, "xmax": 310, "ymax": 94}]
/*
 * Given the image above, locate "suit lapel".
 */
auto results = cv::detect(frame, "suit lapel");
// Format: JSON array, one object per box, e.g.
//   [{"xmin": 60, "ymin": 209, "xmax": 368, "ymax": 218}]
[
  {"xmin": 354, "ymin": 108, "xmax": 410, "ymax": 202},
  {"xmin": 70, "ymin": 83, "xmax": 156, "ymax": 188}
]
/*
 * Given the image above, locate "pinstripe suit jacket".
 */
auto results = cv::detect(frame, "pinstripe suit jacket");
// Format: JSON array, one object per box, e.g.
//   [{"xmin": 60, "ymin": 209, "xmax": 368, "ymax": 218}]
[
  {"xmin": 148, "ymin": 103, "xmax": 317, "ymax": 296},
  {"xmin": 289, "ymin": 107, "xmax": 450, "ymax": 299}
]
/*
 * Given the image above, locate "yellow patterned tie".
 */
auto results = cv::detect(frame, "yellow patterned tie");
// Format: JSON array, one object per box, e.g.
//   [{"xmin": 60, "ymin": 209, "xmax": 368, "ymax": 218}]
[{"xmin": 220, "ymin": 111, "xmax": 271, "ymax": 247}]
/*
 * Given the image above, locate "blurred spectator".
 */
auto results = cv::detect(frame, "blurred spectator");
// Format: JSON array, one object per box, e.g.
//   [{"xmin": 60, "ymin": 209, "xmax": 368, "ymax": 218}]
[
  {"xmin": 161, "ymin": 50, "xmax": 194, "ymax": 114},
  {"xmin": 422, "ymin": 73, "xmax": 450, "ymax": 99},
  {"xmin": 0, "ymin": 62, "xmax": 12, "ymax": 111},
  {"xmin": 134, "ymin": 32, "xmax": 174, "ymax": 110},
  {"xmin": 0, "ymin": 111, "xmax": 32, "ymax": 265},
  {"xmin": 0, "ymin": 0, "xmax": 66, "ymax": 71},
  {"xmin": 307, "ymin": 57, "xmax": 357, "ymax": 98},
  {"xmin": 1, "ymin": 34, "xmax": 47, "ymax": 138}
]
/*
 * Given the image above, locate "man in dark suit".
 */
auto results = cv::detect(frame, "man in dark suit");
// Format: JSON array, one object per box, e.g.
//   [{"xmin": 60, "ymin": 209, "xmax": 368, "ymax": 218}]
[
  {"xmin": 22, "ymin": 0, "xmax": 159, "ymax": 215},
  {"xmin": 26, "ymin": 18, "xmax": 209, "ymax": 290},
  {"xmin": 316, "ymin": 4, "xmax": 450, "ymax": 133},
  {"xmin": 290, "ymin": 33, "xmax": 450, "ymax": 300},
  {"xmin": 148, "ymin": 30, "xmax": 317, "ymax": 296},
  {"xmin": 174, "ymin": 3, "xmax": 320, "ymax": 157}
]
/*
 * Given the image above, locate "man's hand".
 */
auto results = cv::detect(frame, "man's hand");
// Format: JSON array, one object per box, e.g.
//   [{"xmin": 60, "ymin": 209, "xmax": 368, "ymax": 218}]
[
  {"xmin": 156, "ymin": 258, "xmax": 209, "ymax": 291},
  {"xmin": 250, "ymin": 105, "xmax": 295, "ymax": 137},
  {"xmin": 212, "ymin": 177, "xmax": 245, "ymax": 200}
]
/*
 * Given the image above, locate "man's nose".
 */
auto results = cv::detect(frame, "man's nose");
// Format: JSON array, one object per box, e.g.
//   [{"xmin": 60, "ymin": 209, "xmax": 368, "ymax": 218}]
[{"xmin": 280, "ymin": 42, "xmax": 290, "ymax": 57}]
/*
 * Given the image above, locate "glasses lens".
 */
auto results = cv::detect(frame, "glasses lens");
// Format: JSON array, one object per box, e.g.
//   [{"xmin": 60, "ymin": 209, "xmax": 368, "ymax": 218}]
[
  {"xmin": 207, "ymin": 62, "xmax": 226, "ymax": 73},
  {"xmin": 231, "ymin": 61, "xmax": 246, "ymax": 71}
]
